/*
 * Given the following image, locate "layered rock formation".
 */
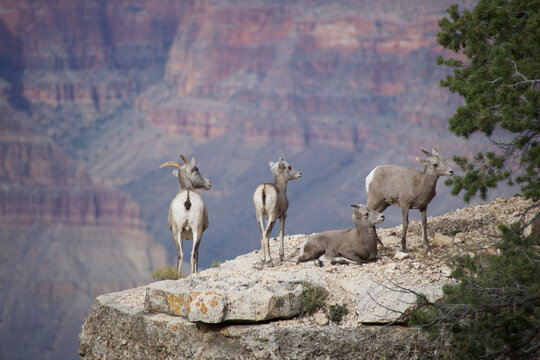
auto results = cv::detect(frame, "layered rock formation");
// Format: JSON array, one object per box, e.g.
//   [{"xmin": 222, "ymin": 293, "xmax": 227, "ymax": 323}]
[
  {"xmin": 137, "ymin": 0, "xmax": 475, "ymax": 151},
  {"xmin": 0, "ymin": 97, "xmax": 167, "ymax": 360},
  {"xmin": 79, "ymin": 287, "xmax": 438, "ymax": 360}
]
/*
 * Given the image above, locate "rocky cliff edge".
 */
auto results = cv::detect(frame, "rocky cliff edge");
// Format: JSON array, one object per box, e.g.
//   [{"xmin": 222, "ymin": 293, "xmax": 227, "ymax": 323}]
[{"xmin": 79, "ymin": 196, "xmax": 538, "ymax": 359}]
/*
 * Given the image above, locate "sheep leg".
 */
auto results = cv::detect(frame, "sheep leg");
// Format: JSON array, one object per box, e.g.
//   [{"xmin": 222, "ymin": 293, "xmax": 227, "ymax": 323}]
[
  {"xmin": 256, "ymin": 213, "xmax": 267, "ymax": 263},
  {"xmin": 420, "ymin": 208, "xmax": 432, "ymax": 252},
  {"xmin": 262, "ymin": 217, "xmax": 276, "ymax": 265},
  {"xmin": 297, "ymin": 241, "xmax": 324, "ymax": 264},
  {"xmin": 278, "ymin": 215, "xmax": 286, "ymax": 261},
  {"xmin": 175, "ymin": 232, "xmax": 184, "ymax": 275},
  {"xmin": 331, "ymin": 255, "xmax": 360, "ymax": 265},
  {"xmin": 336, "ymin": 244, "xmax": 367, "ymax": 264},
  {"xmin": 191, "ymin": 229, "xmax": 201, "ymax": 274},
  {"xmin": 400, "ymin": 206, "xmax": 410, "ymax": 252}
]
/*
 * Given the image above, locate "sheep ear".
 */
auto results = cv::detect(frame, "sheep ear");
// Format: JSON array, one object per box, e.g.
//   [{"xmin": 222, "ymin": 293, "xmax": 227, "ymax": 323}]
[
  {"xmin": 172, "ymin": 170, "xmax": 179, "ymax": 178},
  {"xmin": 417, "ymin": 157, "xmax": 430, "ymax": 165},
  {"xmin": 421, "ymin": 149, "xmax": 431, "ymax": 157},
  {"xmin": 191, "ymin": 157, "xmax": 196, "ymax": 166},
  {"xmin": 350, "ymin": 203, "xmax": 360, "ymax": 209},
  {"xmin": 432, "ymin": 147, "xmax": 440, "ymax": 156},
  {"xmin": 269, "ymin": 161, "xmax": 277, "ymax": 170}
]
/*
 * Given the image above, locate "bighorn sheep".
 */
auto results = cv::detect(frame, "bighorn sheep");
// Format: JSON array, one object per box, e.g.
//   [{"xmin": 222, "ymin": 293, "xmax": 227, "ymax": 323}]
[
  {"xmin": 365, "ymin": 148, "xmax": 453, "ymax": 252},
  {"xmin": 253, "ymin": 158, "xmax": 302, "ymax": 266},
  {"xmin": 297, "ymin": 204, "xmax": 385, "ymax": 266},
  {"xmin": 160, "ymin": 154, "xmax": 211, "ymax": 275}
]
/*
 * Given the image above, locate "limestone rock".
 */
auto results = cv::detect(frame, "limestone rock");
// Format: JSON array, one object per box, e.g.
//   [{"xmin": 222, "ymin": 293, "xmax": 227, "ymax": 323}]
[
  {"xmin": 453, "ymin": 232, "xmax": 465, "ymax": 243},
  {"xmin": 79, "ymin": 287, "xmax": 440, "ymax": 360},
  {"xmin": 313, "ymin": 312, "xmax": 329, "ymax": 326},
  {"xmin": 340, "ymin": 280, "xmax": 443, "ymax": 324},
  {"xmin": 145, "ymin": 272, "xmax": 313, "ymax": 323},
  {"xmin": 381, "ymin": 235, "xmax": 401, "ymax": 245},
  {"xmin": 433, "ymin": 233, "xmax": 453, "ymax": 246},
  {"xmin": 394, "ymin": 251, "xmax": 410, "ymax": 260}
]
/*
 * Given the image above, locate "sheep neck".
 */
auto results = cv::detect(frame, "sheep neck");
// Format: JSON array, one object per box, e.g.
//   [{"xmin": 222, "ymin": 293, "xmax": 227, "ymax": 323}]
[
  {"xmin": 273, "ymin": 173, "xmax": 289, "ymax": 193},
  {"xmin": 421, "ymin": 168, "xmax": 440, "ymax": 188},
  {"xmin": 354, "ymin": 223, "xmax": 377, "ymax": 236},
  {"xmin": 177, "ymin": 171, "xmax": 195, "ymax": 191}
]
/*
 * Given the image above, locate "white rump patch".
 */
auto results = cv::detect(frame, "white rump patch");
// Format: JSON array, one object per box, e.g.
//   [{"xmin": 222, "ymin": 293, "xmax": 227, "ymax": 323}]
[{"xmin": 365, "ymin": 167, "xmax": 378, "ymax": 194}]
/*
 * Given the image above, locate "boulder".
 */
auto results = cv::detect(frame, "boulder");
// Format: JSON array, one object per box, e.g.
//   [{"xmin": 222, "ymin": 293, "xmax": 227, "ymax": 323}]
[
  {"xmin": 339, "ymin": 279, "xmax": 443, "ymax": 324},
  {"xmin": 145, "ymin": 270, "xmax": 321, "ymax": 323},
  {"xmin": 433, "ymin": 233, "xmax": 453, "ymax": 246}
]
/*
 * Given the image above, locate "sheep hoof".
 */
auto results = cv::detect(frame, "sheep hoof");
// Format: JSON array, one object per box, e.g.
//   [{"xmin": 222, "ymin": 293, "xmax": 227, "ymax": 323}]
[{"xmin": 315, "ymin": 259, "xmax": 323, "ymax": 267}]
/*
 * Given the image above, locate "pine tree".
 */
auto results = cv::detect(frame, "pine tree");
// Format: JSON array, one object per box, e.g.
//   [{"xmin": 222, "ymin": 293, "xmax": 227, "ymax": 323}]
[
  {"xmin": 437, "ymin": 0, "xmax": 539, "ymax": 201},
  {"xmin": 409, "ymin": 2, "xmax": 540, "ymax": 358}
]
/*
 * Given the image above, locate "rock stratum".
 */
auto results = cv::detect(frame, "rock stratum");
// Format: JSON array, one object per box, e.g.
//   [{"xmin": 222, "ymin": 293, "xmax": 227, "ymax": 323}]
[
  {"xmin": 0, "ymin": 96, "xmax": 167, "ymax": 360},
  {"xmin": 79, "ymin": 196, "xmax": 538, "ymax": 359}
]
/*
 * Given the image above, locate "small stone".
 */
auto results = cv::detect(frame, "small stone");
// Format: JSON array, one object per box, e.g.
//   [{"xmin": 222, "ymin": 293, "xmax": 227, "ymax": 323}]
[
  {"xmin": 453, "ymin": 233, "xmax": 465, "ymax": 243},
  {"xmin": 394, "ymin": 251, "xmax": 410, "ymax": 260},
  {"xmin": 313, "ymin": 312, "xmax": 328, "ymax": 326},
  {"xmin": 440, "ymin": 266, "xmax": 452, "ymax": 277},
  {"xmin": 433, "ymin": 233, "xmax": 453, "ymax": 246},
  {"xmin": 381, "ymin": 235, "xmax": 401, "ymax": 245}
]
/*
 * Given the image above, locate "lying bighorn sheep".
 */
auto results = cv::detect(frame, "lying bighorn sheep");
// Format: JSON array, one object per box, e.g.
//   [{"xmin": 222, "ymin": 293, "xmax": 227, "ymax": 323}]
[
  {"xmin": 366, "ymin": 148, "xmax": 453, "ymax": 252},
  {"xmin": 160, "ymin": 154, "xmax": 211, "ymax": 275},
  {"xmin": 253, "ymin": 158, "xmax": 302, "ymax": 265},
  {"xmin": 297, "ymin": 204, "xmax": 385, "ymax": 266}
]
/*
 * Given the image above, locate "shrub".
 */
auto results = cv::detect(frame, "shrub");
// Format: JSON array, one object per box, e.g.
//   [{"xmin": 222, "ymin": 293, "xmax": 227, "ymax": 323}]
[
  {"xmin": 410, "ymin": 223, "xmax": 540, "ymax": 359},
  {"xmin": 327, "ymin": 304, "xmax": 349, "ymax": 323},
  {"xmin": 301, "ymin": 281, "xmax": 328, "ymax": 314},
  {"xmin": 210, "ymin": 260, "xmax": 221, "ymax": 268},
  {"xmin": 150, "ymin": 264, "xmax": 184, "ymax": 281}
]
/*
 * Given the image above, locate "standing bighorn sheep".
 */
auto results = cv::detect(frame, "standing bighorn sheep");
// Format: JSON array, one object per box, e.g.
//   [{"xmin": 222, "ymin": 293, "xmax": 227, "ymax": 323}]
[
  {"xmin": 297, "ymin": 203, "xmax": 385, "ymax": 266},
  {"xmin": 365, "ymin": 148, "xmax": 453, "ymax": 252},
  {"xmin": 253, "ymin": 158, "xmax": 302, "ymax": 266},
  {"xmin": 160, "ymin": 154, "xmax": 211, "ymax": 275}
]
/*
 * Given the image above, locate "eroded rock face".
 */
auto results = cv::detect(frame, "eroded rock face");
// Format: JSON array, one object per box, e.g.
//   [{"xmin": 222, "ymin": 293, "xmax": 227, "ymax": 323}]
[
  {"xmin": 144, "ymin": 255, "xmax": 324, "ymax": 323},
  {"xmin": 145, "ymin": 275, "xmax": 306, "ymax": 323},
  {"xmin": 143, "ymin": 253, "xmax": 442, "ymax": 325},
  {"xmin": 79, "ymin": 287, "xmax": 439, "ymax": 360},
  {"xmin": 79, "ymin": 196, "xmax": 539, "ymax": 359}
]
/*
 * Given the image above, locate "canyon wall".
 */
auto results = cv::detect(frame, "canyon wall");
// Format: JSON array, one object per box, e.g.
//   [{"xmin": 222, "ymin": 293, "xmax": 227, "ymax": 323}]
[
  {"xmin": 0, "ymin": 95, "xmax": 166, "ymax": 360},
  {"xmin": 0, "ymin": 1, "xmax": 504, "ymax": 359}
]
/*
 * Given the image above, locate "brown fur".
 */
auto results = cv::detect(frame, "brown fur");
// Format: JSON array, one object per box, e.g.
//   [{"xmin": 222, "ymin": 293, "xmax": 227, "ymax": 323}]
[{"xmin": 298, "ymin": 204, "xmax": 384, "ymax": 265}]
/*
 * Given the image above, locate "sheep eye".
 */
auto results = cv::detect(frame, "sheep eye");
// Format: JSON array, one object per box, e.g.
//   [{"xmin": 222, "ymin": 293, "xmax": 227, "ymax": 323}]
[
  {"xmin": 288, "ymin": 166, "xmax": 292, "ymax": 170},
  {"xmin": 192, "ymin": 166, "xmax": 199, "ymax": 173},
  {"xmin": 434, "ymin": 164, "xmax": 439, "ymax": 168}
]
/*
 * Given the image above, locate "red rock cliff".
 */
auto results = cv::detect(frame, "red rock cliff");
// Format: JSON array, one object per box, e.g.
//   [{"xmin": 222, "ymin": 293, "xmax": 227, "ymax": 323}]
[{"xmin": 135, "ymin": 0, "xmax": 474, "ymax": 150}]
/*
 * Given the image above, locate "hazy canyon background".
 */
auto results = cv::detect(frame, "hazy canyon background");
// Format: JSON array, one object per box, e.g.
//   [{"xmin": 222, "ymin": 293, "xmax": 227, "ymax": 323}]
[{"xmin": 0, "ymin": 0, "xmax": 515, "ymax": 359}]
